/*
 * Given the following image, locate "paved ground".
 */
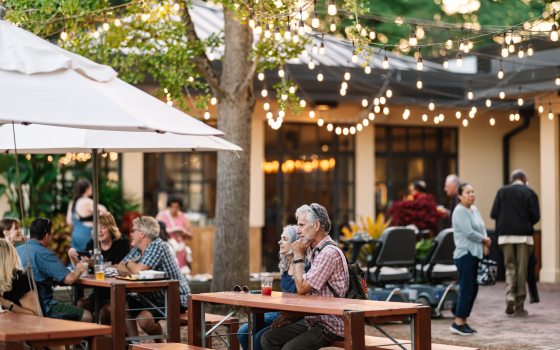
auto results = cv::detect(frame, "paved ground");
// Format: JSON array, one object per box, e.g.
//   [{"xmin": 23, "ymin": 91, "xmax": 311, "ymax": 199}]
[{"xmin": 180, "ymin": 282, "xmax": 560, "ymax": 349}]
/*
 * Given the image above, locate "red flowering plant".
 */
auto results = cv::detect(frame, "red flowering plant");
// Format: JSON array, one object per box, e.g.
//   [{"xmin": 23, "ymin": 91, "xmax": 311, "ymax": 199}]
[{"xmin": 387, "ymin": 193, "xmax": 443, "ymax": 234}]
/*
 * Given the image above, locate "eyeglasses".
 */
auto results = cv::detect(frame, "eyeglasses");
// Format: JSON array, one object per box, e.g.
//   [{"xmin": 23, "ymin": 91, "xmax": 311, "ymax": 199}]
[
  {"xmin": 232, "ymin": 285, "xmax": 250, "ymax": 293},
  {"xmin": 309, "ymin": 204, "xmax": 322, "ymax": 220}
]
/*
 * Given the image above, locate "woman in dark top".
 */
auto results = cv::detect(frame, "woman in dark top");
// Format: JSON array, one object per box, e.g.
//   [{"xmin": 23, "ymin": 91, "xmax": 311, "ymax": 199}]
[
  {"xmin": 68, "ymin": 212, "xmax": 129, "ymax": 324},
  {"xmin": 238, "ymin": 225, "xmax": 301, "ymax": 350},
  {"xmin": 0, "ymin": 239, "xmax": 39, "ymax": 315}
]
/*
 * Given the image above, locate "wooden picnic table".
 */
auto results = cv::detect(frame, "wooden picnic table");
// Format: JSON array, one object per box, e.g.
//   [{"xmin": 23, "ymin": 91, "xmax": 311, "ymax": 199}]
[
  {"xmin": 76, "ymin": 276, "xmax": 180, "ymax": 350},
  {"xmin": 0, "ymin": 312, "xmax": 111, "ymax": 350},
  {"xmin": 188, "ymin": 291, "xmax": 431, "ymax": 350}
]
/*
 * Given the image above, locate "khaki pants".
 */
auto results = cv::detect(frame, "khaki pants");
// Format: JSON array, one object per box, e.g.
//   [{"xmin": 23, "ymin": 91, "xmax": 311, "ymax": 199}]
[{"xmin": 501, "ymin": 243, "xmax": 532, "ymax": 311}]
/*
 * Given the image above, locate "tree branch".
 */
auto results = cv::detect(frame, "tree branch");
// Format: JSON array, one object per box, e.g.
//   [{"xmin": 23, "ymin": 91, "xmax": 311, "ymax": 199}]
[
  {"xmin": 235, "ymin": 54, "xmax": 260, "ymax": 96},
  {"xmin": 182, "ymin": 1, "xmax": 223, "ymax": 98}
]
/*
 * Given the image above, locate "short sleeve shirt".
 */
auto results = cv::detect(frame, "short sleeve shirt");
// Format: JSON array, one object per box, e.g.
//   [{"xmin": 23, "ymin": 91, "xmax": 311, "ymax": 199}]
[
  {"xmin": 16, "ymin": 239, "xmax": 70, "ymax": 314},
  {"xmin": 123, "ymin": 238, "xmax": 190, "ymax": 307},
  {"xmin": 303, "ymin": 236, "xmax": 349, "ymax": 337}
]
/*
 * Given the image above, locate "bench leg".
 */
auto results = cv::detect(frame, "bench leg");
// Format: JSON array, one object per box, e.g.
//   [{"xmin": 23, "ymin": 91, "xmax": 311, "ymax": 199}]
[
  {"xmin": 228, "ymin": 322, "xmax": 240, "ymax": 350},
  {"xmin": 343, "ymin": 311, "xmax": 365, "ymax": 350}
]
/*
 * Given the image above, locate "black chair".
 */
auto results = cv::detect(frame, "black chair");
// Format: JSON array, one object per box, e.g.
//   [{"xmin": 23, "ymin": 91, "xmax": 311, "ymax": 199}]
[
  {"xmin": 366, "ymin": 226, "xmax": 417, "ymax": 286},
  {"xmin": 416, "ymin": 228, "xmax": 458, "ymax": 283}
]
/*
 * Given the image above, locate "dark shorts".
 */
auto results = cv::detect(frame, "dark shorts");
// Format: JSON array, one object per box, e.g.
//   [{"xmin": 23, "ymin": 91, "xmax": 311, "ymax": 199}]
[
  {"xmin": 128, "ymin": 295, "xmax": 186, "ymax": 319},
  {"xmin": 48, "ymin": 302, "xmax": 85, "ymax": 320}
]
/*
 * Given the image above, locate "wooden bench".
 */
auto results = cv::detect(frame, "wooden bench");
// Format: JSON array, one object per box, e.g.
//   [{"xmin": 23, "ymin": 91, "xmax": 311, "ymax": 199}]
[
  {"xmin": 331, "ymin": 335, "xmax": 479, "ymax": 350},
  {"xmin": 131, "ymin": 344, "xmax": 210, "ymax": 350},
  {"xmin": 180, "ymin": 312, "xmax": 240, "ymax": 350}
]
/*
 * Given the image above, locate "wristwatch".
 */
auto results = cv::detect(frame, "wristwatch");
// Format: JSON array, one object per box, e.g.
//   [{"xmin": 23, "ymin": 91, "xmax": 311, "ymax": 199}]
[{"xmin": 293, "ymin": 258, "xmax": 305, "ymax": 264}]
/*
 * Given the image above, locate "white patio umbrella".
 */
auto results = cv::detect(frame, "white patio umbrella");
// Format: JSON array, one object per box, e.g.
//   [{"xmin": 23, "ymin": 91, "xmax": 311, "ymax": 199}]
[
  {"xmin": 0, "ymin": 17, "xmax": 222, "ymax": 136},
  {"xmin": 0, "ymin": 124, "xmax": 241, "ymax": 261}
]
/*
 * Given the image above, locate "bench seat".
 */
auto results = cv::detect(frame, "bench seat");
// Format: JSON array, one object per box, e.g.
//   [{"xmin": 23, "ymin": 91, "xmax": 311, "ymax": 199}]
[
  {"xmin": 130, "ymin": 344, "xmax": 211, "ymax": 350},
  {"xmin": 330, "ymin": 335, "xmax": 479, "ymax": 350},
  {"xmin": 180, "ymin": 312, "xmax": 240, "ymax": 350}
]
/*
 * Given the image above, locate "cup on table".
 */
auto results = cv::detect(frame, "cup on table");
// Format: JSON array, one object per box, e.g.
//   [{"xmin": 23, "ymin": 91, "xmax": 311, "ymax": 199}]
[
  {"xmin": 94, "ymin": 264, "xmax": 105, "ymax": 281},
  {"xmin": 260, "ymin": 276, "xmax": 273, "ymax": 296}
]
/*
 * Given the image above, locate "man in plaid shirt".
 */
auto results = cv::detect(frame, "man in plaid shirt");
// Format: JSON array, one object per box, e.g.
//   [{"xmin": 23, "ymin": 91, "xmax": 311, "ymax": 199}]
[
  {"xmin": 261, "ymin": 203, "xmax": 349, "ymax": 350},
  {"xmin": 117, "ymin": 216, "xmax": 191, "ymax": 339}
]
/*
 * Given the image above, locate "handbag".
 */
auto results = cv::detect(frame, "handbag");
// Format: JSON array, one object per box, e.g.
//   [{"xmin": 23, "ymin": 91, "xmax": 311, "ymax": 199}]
[{"xmin": 477, "ymin": 258, "xmax": 498, "ymax": 286}]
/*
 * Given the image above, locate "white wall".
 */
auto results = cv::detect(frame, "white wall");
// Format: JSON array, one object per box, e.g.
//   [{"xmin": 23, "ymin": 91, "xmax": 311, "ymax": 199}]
[{"xmin": 121, "ymin": 153, "xmax": 144, "ymax": 211}]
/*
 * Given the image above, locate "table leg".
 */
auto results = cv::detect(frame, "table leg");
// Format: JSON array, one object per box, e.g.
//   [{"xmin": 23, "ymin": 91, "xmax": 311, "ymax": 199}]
[
  {"xmin": 167, "ymin": 280, "xmax": 180, "ymax": 342},
  {"xmin": 188, "ymin": 295, "xmax": 202, "ymax": 346},
  {"xmin": 343, "ymin": 310, "xmax": 365, "ymax": 350},
  {"xmin": 413, "ymin": 306, "xmax": 431, "ymax": 350},
  {"xmin": 111, "ymin": 284, "xmax": 127, "ymax": 350},
  {"xmin": 249, "ymin": 311, "xmax": 265, "ymax": 350}
]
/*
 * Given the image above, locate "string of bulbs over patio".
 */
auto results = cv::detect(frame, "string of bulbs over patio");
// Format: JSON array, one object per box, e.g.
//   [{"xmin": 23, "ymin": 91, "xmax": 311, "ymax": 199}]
[{"xmin": 9, "ymin": 0, "xmax": 560, "ymax": 135}]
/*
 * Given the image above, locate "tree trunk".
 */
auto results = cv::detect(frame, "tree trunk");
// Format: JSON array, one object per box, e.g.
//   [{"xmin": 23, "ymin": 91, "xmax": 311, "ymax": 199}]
[{"xmin": 211, "ymin": 10, "xmax": 255, "ymax": 292}]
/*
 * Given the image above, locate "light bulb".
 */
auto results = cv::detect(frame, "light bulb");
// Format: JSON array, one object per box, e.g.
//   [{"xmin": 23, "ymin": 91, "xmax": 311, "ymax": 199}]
[
  {"xmin": 549, "ymin": 111, "xmax": 554, "ymax": 120},
  {"xmin": 386, "ymin": 89, "xmax": 393, "ymax": 98},
  {"xmin": 490, "ymin": 117, "xmax": 496, "ymax": 126},
  {"xmin": 263, "ymin": 102, "xmax": 270, "ymax": 111},
  {"xmin": 299, "ymin": 100, "xmax": 306, "ymax": 108},
  {"xmin": 456, "ymin": 53, "xmax": 463, "ymax": 67},
  {"xmin": 509, "ymin": 113, "xmax": 515, "ymax": 122},
  {"xmin": 369, "ymin": 30, "xmax": 376, "ymax": 39},
  {"xmin": 327, "ymin": 2, "xmax": 337, "ymax": 16},
  {"xmin": 330, "ymin": 22, "xmax": 337, "ymax": 32},
  {"xmin": 434, "ymin": 116, "xmax": 440, "ymax": 124},
  {"xmin": 102, "ymin": 22, "xmax": 110, "ymax": 31},
  {"xmin": 350, "ymin": 126, "xmax": 356, "ymax": 134},
  {"xmin": 311, "ymin": 16, "xmax": 320, "ymax": 29},
  {"xmin": 368, "ymin": 112, "xmax": 375, "ymax": 120},
  {"xmin": 361, "ymin": 98, "xmax": 368, "ymax": 107},
  {"xmin": 383, "ymin": 107, "xmax": 389, "ymax": 115},
  {"xmin": 518, "ymin": 45, "xmax": 525, "ymax": 58},
  {"xmin": 551, "ymin": 24, "xmax": 559, "ymax": 42},
  {"xmin": 422, "ymin": 114, "xmax": 428, "ymax": 122},
  {"xmin": 409, "ymin": 34, "xmax": 417, "ymax": 47},
  {"xmin": 556, "ymin": 76, "xmax": 560, "ymax": 86},
  {"xmin": 356, "ymin": 124, "xmax": 363, "ymax": 132},
  {"xmin": 455, "ymin": 111, "xmax": 462, "ymax": 119},
  {"xmin": 467, "ymin": 91, "xmax": 474, "ymax": 100},
  {"xmin": 374, "ymin": 105, "xmax": 381, "ymax": 113},
  {"xmin": 462, "ymin": 119, "xmax": 469, "ymax": 127},
  {"xmin": 459, "ymin": 39, "xmax": 465, "ymax": 52},
  {"xmin": 443, "ymin": 58, "xmax": 449, "ymax": 69},
  {"xmin": 308, "ymin": 61, "xmax": 315, "ymax": 70},
  {"xmin": 498, "ymin": 69, "xmax": 504, "ymax": 79},
  {"xmin": 445, "ymin": 38, "xmax": 453, "ymax": 50},
  {"xmin": 382, "ymin": 56, "xmax": 389, "ymax": 69},
  {"xmin": 499, "ymin": 91, "xmax": 506, "ymax": 99},
  {"xmin": 364, "ymin": 65, "xmax": 371, "ymax": 74},
  {"xmin": 343, "ymin": 127, "xmax": 349, "ymax": 135},
  {"xmin": 373, "ymin": 97, "xmax": 380, "ymax": 106},
  {"xmin": 210, "ymin": 97, "xmax": 217, "ymax": 105},
  {"xmin": 60, "ymin": 31, "xmax": 68, "ymax": 41},
  {"xmin": 284, "ymin": 31, "xmax": 291, "ymax": 41},
  {"xmin": 486, "ymin": 99, "xmax": 492, "ymax": 107},
  {"xmin": 288, "ymin": 86, "xmax": 295, "ymax": 94},
  {"xmin": 417, "ymin": 59, "xmax": 423, "ymax": 71},
  {"xmin": 344, "ymin": 72, "xmax": 351, "ymax": 81},
  {"xmin": 351, "ymin": 52, "xmax": 358, "ymax": 63},
  {"xmin": 429, "ymin": 102, "xmax": 435, "ymax": 111},
  {"xmin": 335, "ymin": 127, "xmax": 342, "ymax": 135},
  {"xmin": 527, "ymin": 44, "xmax": 534, "ymax": 56},
  {"xmin": 403, "ymin": 108, "xmax": 410, "ymax": 120},
  {"xmin": 380, "ymin": 96, "xmax": 386, "ymax": 105},
  {"xmin": 341, "ymin": 82, "xmax": 348, "ymax": 90},
  {"xmin": 339, "ymin": 89, "xmax": 346, "ymax": 96},
  {"xmin": 327, "ymin": 123, "xmax": 334, "ymax": 132},
  {"xmin": 416, "ymin": 80, "xmax": 423, "ymax": 89},
  {"xmin": 309, "ymin": 110, "xmax": 316, "ymax": 118},
  {"xmin": 261, "ymin": 89, "xmax": 268, "ymax": 97},
  {"xmin": 317, "ymin": 73, "xmax": 324, "ymax": 82},
  {"xmin": 204, "ymin": 111, "xmax": 210, "ymax": 120},
  {"xmin": 114, "ymin": 19, "xmax": 122, "ymax": 27},
  {"xmin": 518, "ymin": 97, "xmax": 524, "ymax": 106},
  {"xmin": 258, "ymin": 72, "xmax": 265, "ymax": 81},
  {"xmin": 317, "ymin": 118, "xmax": 324, "ymax": 127},
  {"xmin": 538, "ymin": 104, "xmax": 544, "ymax": 114},
  {"xmin": 508, "ymin": 41, "xmax": 515, "ymax": 53},
  {"xmin": 501, "ymin": 43, "xmax": 509, "ymax": 58},
  {"xmin": 319, "ymin": 43, "xmax": 325, "ymax": 55},
  {"xmin": 278, "ymin": 69, "xmax": 285, "ymax": 78}
]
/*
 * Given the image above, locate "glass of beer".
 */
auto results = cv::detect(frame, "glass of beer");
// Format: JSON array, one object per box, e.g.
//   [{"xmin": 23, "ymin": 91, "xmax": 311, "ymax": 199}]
[
  {"xmin": 261, "ymin": 276, "xmax": 273, "ymax": 296},
  {"xmin": 94, "ymin": 264, "xmax": 105, "ymax": 281}
]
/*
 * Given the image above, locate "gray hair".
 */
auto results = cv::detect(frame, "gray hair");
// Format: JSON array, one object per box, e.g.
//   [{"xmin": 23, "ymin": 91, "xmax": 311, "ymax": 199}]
[
  {"xmin": 133, "ymin": 216, "xmax": 160, "ymax": 241},
  {"xmin": 295, "ymin": 203, "xmax": 331, "ymax": 234},
  {"xmin": 446, "ymin": 174, "xmax": 459, "ymax": 185},
  {"xmin": 278, "ymin": 225, "xmax": 299, "ymax": 273},
  {"xmin": 511, "ymin": 169, "xmax": 527, "ymax": 183}
]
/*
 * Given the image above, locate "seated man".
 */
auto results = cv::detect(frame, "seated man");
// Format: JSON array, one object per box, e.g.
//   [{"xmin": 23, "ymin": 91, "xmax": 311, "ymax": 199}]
[
  {"xmin": 261, "ymin": 203, "xmax": 349, "ymax": 350},
  {"xmin": 16, "ymin": 217, "xmax": 92, "ymax": 321},
  {"xmin": 118, "ymin": 216, "xmax": 190, "ymax": 338}
]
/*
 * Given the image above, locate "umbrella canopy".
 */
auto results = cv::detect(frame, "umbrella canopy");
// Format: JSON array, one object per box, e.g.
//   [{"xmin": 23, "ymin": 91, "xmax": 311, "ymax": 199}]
[
  {"xmin": 0, "ymin": 124, "xmax": 242, "ymax": 153},
  {"xmin": 0, "ymin": 19, "xmax": 222, "ymax": 136}
]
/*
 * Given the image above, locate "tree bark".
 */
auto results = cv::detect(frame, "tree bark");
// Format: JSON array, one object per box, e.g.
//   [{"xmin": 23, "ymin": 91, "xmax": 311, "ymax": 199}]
[{"xmin": 211, "ymin": 10, "xmax": 255, "ymax": 292}]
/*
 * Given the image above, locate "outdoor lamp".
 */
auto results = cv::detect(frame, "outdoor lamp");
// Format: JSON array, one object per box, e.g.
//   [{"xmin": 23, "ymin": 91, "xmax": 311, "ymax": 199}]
[
  {"xmin": 327, "ymin": 0, "xmax": 337, "ymax": 16},
  {"xmin": 551, "ymin": 23, "xmax": 559, "ymax": 42},
  {"xmin": 311, "ymin": 12, "xmax": 320, "ymax": 29}
]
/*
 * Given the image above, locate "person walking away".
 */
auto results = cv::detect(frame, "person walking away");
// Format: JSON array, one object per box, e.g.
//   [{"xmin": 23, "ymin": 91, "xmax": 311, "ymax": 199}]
[
  {"xmin": 451, "ymin": 183, "xmax": 491, "ymax": 336},
  {"xmin": 490, "ymin": 169, "xmax": 540, "ymax": 316}
]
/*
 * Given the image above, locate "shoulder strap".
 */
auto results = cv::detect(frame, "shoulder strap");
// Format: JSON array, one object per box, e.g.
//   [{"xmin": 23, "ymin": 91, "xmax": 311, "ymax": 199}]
[{"xmin": 315, "ymin": 240, "xmax": 349, "ymax": 298}]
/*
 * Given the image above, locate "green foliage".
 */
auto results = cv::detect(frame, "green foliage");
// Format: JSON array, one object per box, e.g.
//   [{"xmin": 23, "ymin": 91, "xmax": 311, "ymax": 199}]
[{"xmin": 48, "ymin": 213, "xmax": 72, "ymax": 265}]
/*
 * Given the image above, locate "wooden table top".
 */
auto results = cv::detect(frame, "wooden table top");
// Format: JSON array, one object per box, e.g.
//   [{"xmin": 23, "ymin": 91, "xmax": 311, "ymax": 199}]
[
  {"xmin": 0, "ymin": 313, "xmax": 111, "ymax": 342},
  {"xmin": 77, "ymin": 276, "xmax": 177, "ymax": 288},
  {"xmin": 191, "ymin": 291, "xmax": 420, "ymax": 317}
]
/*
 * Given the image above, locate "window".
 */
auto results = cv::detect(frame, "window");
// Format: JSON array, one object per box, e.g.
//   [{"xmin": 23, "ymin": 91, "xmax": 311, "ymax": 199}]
[{"xmin": 375, "ymin": 126, "xmax": 458, "ymax": 213}]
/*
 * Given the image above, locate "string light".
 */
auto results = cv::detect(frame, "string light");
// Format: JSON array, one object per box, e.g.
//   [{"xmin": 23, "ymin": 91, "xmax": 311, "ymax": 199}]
[
  {"xmin": 489, "ymin": 117, "xmax": 496, "ymax": 126},
  {"xmin": 551, "ymin": 23, "xmax": 559, "ymax": 42},
  {"xmin": 258, "ymin": 72, "xmax": 265, "ymax": 81},
  {"xmin": 344, "ymin": 72, "xmax": 351, "ymax": 81},
  {"xmin": 317, "ymin": 72, "xmax": 324, "ymax": 81},
  {"xmin": 308, "ymin": 61, "xmax": 316, "ymax": 70},
  {"xmin": 383, "ymin": 106, "xmax": 389, "ymax": 115},
  {"xmin": 443, "ymin": 57, "xmax": 449, "ymax": 69},
  {"xmin": 327, "ymin": 123, "xmax": 334, "ymax": 132},
  {"xmin": 428, "ymin": 101, "xmax": 435, "ymax": 111},
  {"xmin": 517, "ymin": 87, "xmax": 523, "ymax": 106},
  {"xmin": 380, "ymin": 96, "xmax": 386, "ymax": 104},
  {"xmin": 409, "ymin": 25, "xmax": 418, "ymax": 46},
  {"xmin": 386, "ymin": 89, "xmax": 393, "ymax": 98},
  {"xmin": 299, "ymin": 99, "xmax": 306, "ymax": 107},
  {"xmin": 508, "ymin": 33, "xmax": 515, "ymax": 53},
  {"xmin": 416, "ymin": 79, "xmax": 423, "ymax": 89},
  {"xmin": 341, "ymin": 82, "xmax": 348, "ymax": 90},
  {"xmin": 261, "ymin": 88, "xmax": 268, "ymax": 97},
  {"xmin": 499, "ymin": 91, "xmax": 506, "ymax": 99},
  {"xmin": 278, "ymin": 68, "xmax": 285, "ymax": 78},
  {"xmin": 548, "ymin": 102, "xmax": 554, "ymax": 120},
  {"xmin": 497, "ymin": 60, "xmax": 504, "ymax": 79},
  {"xmin": 263, "ymin": 102, "xmax": 270, "ymax": 111},
  {"xmin": 556, "ymin": 66, "xmax": 560, "ymax": 86},
  {"xmin": 210, "ymin": 97, "xmax": 217, "ymax": 105},
  {"xmin": 327, "ymin": 0, "xmax": 337, "ymax": 16},
  {"xmin": 309, "ymin": 110, "xmax": 316, "ymax": 118},
  {"xmin": 374, "ymin": 105, "xmax": 381, "ymax": 113},
  {"xmin": 422, "ymin": 114, "xmax": 428, "ymax": 122},
  {"xmin": 416, "ymin": 48, "xmax": 423, "ymax": 71},
  {"xmin": 319, "ymin": 41, "xmax": 326, "ymax": 55},
  {"xmin": 402, "ymin": 108, "xmax": 410, "ymax": 120},
  {"xmin": 527, "ymin": 43, "xmax": 534, "ymax": 56},
  {"xmin": 351, "ymin": 50, "xmax": 358, "ymax": 63},
  {"xmin": 486, "ymin": 99, "xmax": 492, "ymax": 107},
  {"xmin": 317, "ymin": 118, "xmax": 324, "ymax": 126},
  {"xmin": 518, "ymin": 39, "xmax": 525, "ymax": 58},
  {"xmin": 363, "ymin": 118, "xmax": 370, "ymax": 126},
  {"xmin": 462, "ymin": 119, "xmax": 469, "ymax": 127},
  {"xmin": 455, "ymin": 111, "xmax": 462, "ymax": 119},
  {"xmin": 342, "ymin": 127, "xmax": 349, "ymax": 135},
  {"xmin": 445, "ymin": 32, "xmax": 453, "ymax": 50},
  {"xmin": 356, "ymin": 124, "xmax": 363, "ymax": 132},
  {"xmin": 335, "ymin": 126, "xmax": 342, "ymax": 135},
  {"xmin": 456, "ymin": 52, "xmax": 463, "ymax": 67},
  {"xmin": 467, "ymin": 89, "xmax": 474, "ymax": 100},
  {"xmin": 382, "ymin": 48, "xmax": 389, "ymax": 69},
  {"xmin": 501, "ymin": 33, "xmax": 509, "ymax": 58},
  {"xmin": 361, "ymin": 98, "xmax": 369, "ymax": 107},
  {"xmin": 330, "ymin": 22, "xmax": 337, "ymax": 32},
  {"xmin": 538, "ymin": 98, "xmax": 544, "ymax": 113},
  {"xmin": 364, "ymin": 65, "xmax": 371, "ymax": 74},
  {"xmin": 311, "ymin": 11, "xmax": 320, "ymax": 29},
  {"xmin": 204, "ymin": 111, "xmax": 211, "ymax": 120},
  {"xmin": 368, "ymin": 112, "xmax": 375, "ymax": 120}
]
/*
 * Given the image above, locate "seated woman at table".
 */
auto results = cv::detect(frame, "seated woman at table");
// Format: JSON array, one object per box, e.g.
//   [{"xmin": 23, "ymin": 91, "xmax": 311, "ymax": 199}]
[
  {"xmin": 238, "ymin": 225, "xmax": 302, "ymax": 350},
  {"xmin": 68, "ymin": 212, "xmax": 130, "ymax": 324},
  {"xmin": 0, "ymin": 218, "xmax": 25, "ymax": 247},
  {"xmin": 0, "ymin": 239, "xmax": 39, "ymax": 315}
]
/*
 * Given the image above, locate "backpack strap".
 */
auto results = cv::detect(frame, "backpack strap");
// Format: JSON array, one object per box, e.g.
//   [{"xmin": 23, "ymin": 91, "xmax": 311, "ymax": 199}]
[{"xmin": 315, "ymin": 240, "xmax": 349, "ymax": 298}]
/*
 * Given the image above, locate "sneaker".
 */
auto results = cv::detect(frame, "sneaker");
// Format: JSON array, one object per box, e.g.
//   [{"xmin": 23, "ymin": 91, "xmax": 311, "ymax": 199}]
[
  {"xmin": 465, "ymin": 324, "xmax": 477, "ymax": 333},
  {"xmin": 505, "ymin": 301, "xmax": 515, "ymax": 315},
  {"xmin": 514, "ymin": 309, "xmax": 528, "ymax": 317},
  {"xmin": 450, "ymin": 323, "xmax": 474, "ymax": 336}
]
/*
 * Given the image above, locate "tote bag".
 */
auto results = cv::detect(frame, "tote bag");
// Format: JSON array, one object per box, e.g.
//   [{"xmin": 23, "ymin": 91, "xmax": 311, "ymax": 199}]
[{"xmin": 477, "ymin": 258, "xmax": 498, "ymax": 286}]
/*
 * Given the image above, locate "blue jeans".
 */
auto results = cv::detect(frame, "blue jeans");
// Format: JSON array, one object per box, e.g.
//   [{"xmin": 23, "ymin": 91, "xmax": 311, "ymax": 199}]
[
  {"xmin": 454, "ymin": 253, "xmax": 480, "ymax": 319},
  {"xmin": 238, "ymin": 312, "xmax": 280, "ymax": 350}
]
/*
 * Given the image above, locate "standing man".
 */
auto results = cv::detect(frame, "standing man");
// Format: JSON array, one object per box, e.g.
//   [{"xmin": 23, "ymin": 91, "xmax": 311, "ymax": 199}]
[
  {"xmin": 261, "ymin": 203, "xmax": 349, "ymax": 350},
  {"xmin": 490, "ymin": 169, "xmax": 540, "ymax": 316},
  {"xmin": 438, "ymin": 174, "xmax": 460, "ymax": 228}
]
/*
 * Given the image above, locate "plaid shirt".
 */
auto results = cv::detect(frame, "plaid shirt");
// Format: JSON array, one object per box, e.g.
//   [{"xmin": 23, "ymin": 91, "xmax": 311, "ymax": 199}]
[
  {"xmin": 124, "ymin": 238, "xmax": 191, "ymax": 308},
  {"xmin": 303, "ymin": 236, "xmax": 349, "ymax": 337}
]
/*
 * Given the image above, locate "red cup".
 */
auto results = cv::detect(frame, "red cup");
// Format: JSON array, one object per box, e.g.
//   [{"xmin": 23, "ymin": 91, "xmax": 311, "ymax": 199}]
[{"xmin": 260, "ymin": 276, "xmax": 273, "ymax": 296}]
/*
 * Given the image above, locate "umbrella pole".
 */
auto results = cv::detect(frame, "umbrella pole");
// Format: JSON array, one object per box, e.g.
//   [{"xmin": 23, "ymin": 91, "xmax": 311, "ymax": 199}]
[{"xmin": 92, "ymin": 149, "xmax": 99, "ymax": 255}]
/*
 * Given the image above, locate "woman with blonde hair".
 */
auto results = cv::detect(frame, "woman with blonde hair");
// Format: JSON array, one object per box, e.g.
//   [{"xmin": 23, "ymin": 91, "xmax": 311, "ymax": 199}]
[
  {"xmin": 0, "ymin": 239, "xmax": 39, "ymax": 314},
  {"xmin": 68, "ymin": 212, "xmax": 129, "ymax": 324}
]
